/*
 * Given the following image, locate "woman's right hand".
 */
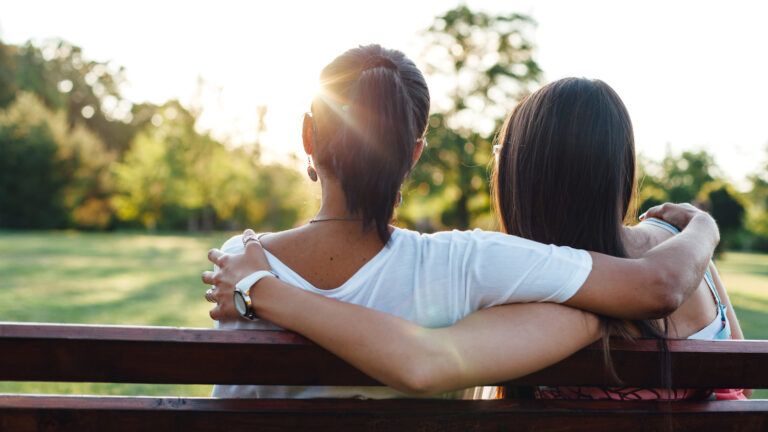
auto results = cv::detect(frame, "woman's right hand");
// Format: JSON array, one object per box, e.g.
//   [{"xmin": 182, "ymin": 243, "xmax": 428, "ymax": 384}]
[
  {"xmin": 202, "ymin": 229, "xmax": 273, "ymax": 321},
  {"xmin": 240, "ymin": 229, "xmax": 272, "ymax": 271}
]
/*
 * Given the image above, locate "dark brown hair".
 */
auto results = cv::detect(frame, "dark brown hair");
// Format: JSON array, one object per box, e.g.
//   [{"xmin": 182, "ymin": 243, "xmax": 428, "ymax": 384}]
[
  {"xmin": 492, "ymin": 77, "xmax": 668, "ymax": 380},
  {"xmin": 312, "ymin": 45, "xmax": 429, "ymax": 243}
]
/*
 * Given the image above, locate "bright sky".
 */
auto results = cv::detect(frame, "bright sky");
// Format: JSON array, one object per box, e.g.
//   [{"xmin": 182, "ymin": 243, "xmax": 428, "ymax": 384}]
[{"xmin": 2, "ymin": 0, "xmax": 767, "ymax": 186}]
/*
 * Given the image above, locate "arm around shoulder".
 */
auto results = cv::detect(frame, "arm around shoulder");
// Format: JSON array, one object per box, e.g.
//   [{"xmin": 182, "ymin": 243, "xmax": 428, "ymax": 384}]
[
  {"xmin": 565, "ymin": 207, "xmax": 720, "ymax": 320},
  {"xmin": 251, "ymin": 276, "xmax": 600, "ymax": 396},
  {"xmin": 402, "ymin": 303, "xmax": 600, "ymax": 395}
]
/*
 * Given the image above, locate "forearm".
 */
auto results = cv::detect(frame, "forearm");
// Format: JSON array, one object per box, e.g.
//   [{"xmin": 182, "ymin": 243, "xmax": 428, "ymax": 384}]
[
  {"xmin": 568, "ymin": 214, "xmax": 719, "ymax": 319},
  {"xmin": 639, "ymin": 214, "xmax": 719, "ymax": 307},
  {"xmin": 250, "ymin": 278, "xmax": 456, "ymax": 394},
  {"xmin": 250, "ymin": 279, "xmax": 600, "ymax": 396}
]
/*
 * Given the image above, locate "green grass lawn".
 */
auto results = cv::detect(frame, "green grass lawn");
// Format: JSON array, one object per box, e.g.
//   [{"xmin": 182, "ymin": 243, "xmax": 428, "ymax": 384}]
[
  {"xmin": 0, "ymin": 230, "xmax": 231, "ymax": 397},
  {"xmin": 1, "ymin": 231, "xmax": 766, "ymax": 398}
]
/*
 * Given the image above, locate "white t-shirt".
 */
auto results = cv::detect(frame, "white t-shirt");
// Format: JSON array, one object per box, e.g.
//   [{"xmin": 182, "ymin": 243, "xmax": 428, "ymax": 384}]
[{"xmin": 212, "ymin": 227, "xmax": 592, "ymax": 399}]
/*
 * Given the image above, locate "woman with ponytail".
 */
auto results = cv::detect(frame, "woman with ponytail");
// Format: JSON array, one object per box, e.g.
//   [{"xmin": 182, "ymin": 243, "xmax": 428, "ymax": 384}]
[{"xmin": 205, "ymin": 48, "xmax": 723, "ymax": 399}]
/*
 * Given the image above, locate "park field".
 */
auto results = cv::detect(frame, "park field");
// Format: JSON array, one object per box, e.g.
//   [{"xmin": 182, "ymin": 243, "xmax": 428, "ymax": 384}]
[{"xmin": 1, "ymin": 231, "xmax": 767, "ymax": 398}]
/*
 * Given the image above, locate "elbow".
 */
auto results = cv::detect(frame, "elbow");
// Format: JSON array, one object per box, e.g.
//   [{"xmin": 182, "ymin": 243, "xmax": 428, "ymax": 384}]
[
  {"xmin": 649, "ymin": 292, "xmax": 683, "ymax": 318},
  {"xmin": 646, "ymin": 268, "xmax": 685, "ymax": 318},
  {"xmin": 390, "ymin": 363, "xmax": 442, "ymax": 397},
  {"xmin": 383, "ymin": 336, "xmax": 459, "ymax": 397}
]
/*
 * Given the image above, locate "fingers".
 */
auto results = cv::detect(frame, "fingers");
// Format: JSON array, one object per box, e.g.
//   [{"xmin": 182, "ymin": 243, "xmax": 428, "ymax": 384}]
[
  {"xmin": 643, "ymin": 202, "xmax": 709, "ymax": 231},
  {"xmin": 244, "ymin": 238, "xmax": 265, "ymax": 254},
  {"xmin": 645, "ymin": 202, "xmax": 681, "ymax": 219},
  {"xmin": 204, "ymin": 288, "xmax": 217, "ymax": 303},
  {"xmin": 242, "ymin": 229, "xmax": 257, "ymax": 243},
  {"xmin": 201, "ymin": 270, "xmax": 216, "ymax": 285},
  {"xmin": 242, "ymin": 229, "xmax": 258, "ymax": 246},
  {"xmin": 242, "ymin": 229, "xmax": 263, "ymax": 252},
  {"xmin": 643, "ymin": 204, "xmax": 664, "ymax": 219},
  {"xmin": 212, "ymin": 284, "xmax": 230, "ymax": 303},
  {"xmin": 209, "ymin": 304, "xmax": 221, "ymax": 321},
  {"xmin": 201, "ymin": 271, "xmax": 223, "ymax": 286},
  {"xmin": 209, "ymin": 296, "xmax": 236, "ymax": 321},
  {"xmin": 207, "ymin": 248, "xmax": 228, "ymax": 267}
]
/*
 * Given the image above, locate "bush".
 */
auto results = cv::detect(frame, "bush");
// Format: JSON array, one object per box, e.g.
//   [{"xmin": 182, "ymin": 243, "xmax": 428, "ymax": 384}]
[{"xmin": 0, "ymin": 93, "xmax": 114, "ymax": 229}]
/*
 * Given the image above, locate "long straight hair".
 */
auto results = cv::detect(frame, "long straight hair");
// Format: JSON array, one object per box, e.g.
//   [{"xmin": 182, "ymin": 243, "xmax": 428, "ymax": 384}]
[{"xmin": 492, "ymin": 78, "xmax": 669, "ymax": 382}]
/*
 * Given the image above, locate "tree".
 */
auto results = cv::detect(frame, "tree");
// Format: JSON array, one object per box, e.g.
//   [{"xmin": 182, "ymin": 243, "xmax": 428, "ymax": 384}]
[
  {"xmin": 637, "ymin": 149, "xmax": 718, "ymax": 212},
  {"xmin": 112, "ymin": 101, "xmax": 217, "ymax": 230},
  {"xmin": 0, "ymin": 40, "xmax": 16, "ymax": 109},
  {"xmin": 111, "ymin": 128, "xmax": 173, "ymax": 230},
  {"xmin": 637, "ymin": 149, "xmax": 750, "ymax": 251},
  {"xmin": 636, "ymin": 156, "xmax": 668, "ymax": 215},
  {"xmin": 13, "ymin": 39, "xmax": 136, "ymax": 154},
  {"xmin": 112, "ymin": 100, "xmax": 314, "ymax": 231},
  {"xmin": 402, "ymin": 6, "xmax": 542, "ymax": 230},
  {"xmin": 400, "ymin": 114, "xmax": 494, "ymax": 230},
  {"xmin": 0, "ymin": 96, "xmax": 65, "ymax": 228},
  {"xmin": 0, "ymin": 92, "xmax": 114, "ymax": 229},
  {"xmin": 744, "ymin": 148, "xmax": 768, "ymax": 250},
  {"xmin": 698, "ymin": 181, "xmax": 746, "ymax": 250},
  {"xmin": 658, "ymin": 149, "xmax": 717, "ymax": 203}
]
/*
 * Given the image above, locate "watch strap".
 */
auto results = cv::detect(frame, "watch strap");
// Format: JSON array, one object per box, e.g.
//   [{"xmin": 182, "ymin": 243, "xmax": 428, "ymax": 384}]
[{"xmin": 235, "ymin": 270, "xmax": 279, "ymax": 294}]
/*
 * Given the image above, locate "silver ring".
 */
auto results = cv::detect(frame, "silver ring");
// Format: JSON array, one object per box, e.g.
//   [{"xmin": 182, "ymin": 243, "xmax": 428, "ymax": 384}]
[
  {"xmin": 205, "ymin": 288, "xmax": 217, "ymax": 303},
  {"xmin": 243, "ymin": 236, "xmax": 260, "ymax": 247}
]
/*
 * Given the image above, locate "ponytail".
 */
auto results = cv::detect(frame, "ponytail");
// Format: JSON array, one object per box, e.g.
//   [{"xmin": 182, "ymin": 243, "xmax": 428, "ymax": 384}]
[{"xmin": 313, "ymin": 45, "xmax": 430, "ymax": 243}]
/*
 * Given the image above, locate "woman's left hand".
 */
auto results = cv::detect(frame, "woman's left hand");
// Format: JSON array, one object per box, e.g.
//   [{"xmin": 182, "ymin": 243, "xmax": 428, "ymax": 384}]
[{"xmin": 201, "ymin": 229, "xmax": 273, "ymax": 321}]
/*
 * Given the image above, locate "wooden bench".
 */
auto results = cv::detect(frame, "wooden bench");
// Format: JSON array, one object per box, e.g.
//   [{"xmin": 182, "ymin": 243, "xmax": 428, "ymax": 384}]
[{"xmin": 1, "ymin": 322, "xmax": 766, "ymax": 431}]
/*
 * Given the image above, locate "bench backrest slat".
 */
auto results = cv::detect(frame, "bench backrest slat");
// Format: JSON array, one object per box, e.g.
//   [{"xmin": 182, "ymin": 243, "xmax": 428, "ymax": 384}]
[
  {"xmin": 2, "ymin": 322, "xmax": 767, "ymax": 388},
  {"xmin": 1, "ymin": 396, "xmax": 766, "ymax": 432}
]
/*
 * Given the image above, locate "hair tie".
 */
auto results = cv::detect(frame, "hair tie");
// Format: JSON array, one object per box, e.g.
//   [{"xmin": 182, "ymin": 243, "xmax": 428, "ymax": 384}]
[{"xmin": 361, "ymin": 55, "xmax": 398, "ymax": 72}]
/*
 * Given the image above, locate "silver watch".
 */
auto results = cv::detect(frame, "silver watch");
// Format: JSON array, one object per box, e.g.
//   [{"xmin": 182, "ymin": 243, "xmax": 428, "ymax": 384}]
[{"xmin": 233, "ymin": 270, "xmax": 279, "ymax": 320}]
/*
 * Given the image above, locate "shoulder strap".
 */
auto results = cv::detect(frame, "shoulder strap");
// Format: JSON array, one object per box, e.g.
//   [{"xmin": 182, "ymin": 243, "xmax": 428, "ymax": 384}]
[
  {"xmin": 640, "ymin": 218, "xmax": 680, "ymax": 234},
  {"xmin": 642, "ymin": 218, "xmax": 725, "ymax": 316},
  {"xmin": 703, "ymin": 266, "xmax": 726, "ymax": 312}
]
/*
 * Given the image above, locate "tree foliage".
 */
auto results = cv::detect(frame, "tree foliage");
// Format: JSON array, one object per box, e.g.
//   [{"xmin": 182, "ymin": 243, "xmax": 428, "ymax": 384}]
[
  {"xmin": 1, "ymin": 27, "xmax": 766, "ymax": 254},
  {"xmin": 0, "ymin": 92, "xmax": 113, "ymax": 228},
  {"xmin": 0, "ymin": 97, "xmax": 64, "ymax": 227},
  {"xmin": 743, "ymin": 148, "xmax": 768, "ymax": 250},
  {"xmin": 638, "ymin": 150, "xmax": 719, "ymax": 212},
  {"xmin": 0, "ymin": 41, "xmax": 16, "ymax": 109},
  {"xmin": 638, "ymin": 149, "xmax": 747, "ymax": 249},
  {"xmin": 0, "ymin": 37, "xmax": 313, "ymax": 232},
  {"xmin": 14, "ymin": 40, "xmax": 136, "ymax": 153},
  {"xmin": 401, "ymin": 6, "xmax": 542, "ymax": 230},
  {"xmin": 111, "ymin": 101, "xmax": 313, "ymax": 231}
]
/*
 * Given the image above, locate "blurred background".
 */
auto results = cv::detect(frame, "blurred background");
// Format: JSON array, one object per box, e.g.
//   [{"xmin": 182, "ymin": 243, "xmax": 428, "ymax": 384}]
[{"xmin": 1, "ymin": 0, "xmax": 767, "ymax": 396}]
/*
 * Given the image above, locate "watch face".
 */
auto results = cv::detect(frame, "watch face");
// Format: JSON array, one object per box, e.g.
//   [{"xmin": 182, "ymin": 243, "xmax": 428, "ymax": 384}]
[{"xmin": 234, "ymin": 292, "xmax": 247, "ymax": 315}]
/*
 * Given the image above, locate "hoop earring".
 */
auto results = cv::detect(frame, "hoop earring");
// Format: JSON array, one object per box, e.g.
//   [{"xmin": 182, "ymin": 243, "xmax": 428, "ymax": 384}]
[
  {"xmin": 395, "ymin": 190, "xmax": 403, "ymax": 208},
  {"xmin": 307, "ymin": 157, "xmax": 318, "ymax": 182}
]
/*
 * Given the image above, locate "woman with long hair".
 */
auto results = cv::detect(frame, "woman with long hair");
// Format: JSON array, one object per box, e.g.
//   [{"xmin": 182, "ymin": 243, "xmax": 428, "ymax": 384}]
[
  {"xmin": 493, "ymin": 78, "xmax": 746, "ymax": 400},
  {"xmin": 204, "ymin": 55, "xmax": 722, "ymax": 398}
]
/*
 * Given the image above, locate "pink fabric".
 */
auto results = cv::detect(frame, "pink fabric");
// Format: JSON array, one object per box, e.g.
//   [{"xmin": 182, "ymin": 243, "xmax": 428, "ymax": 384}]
[
  {"xmin": 714, "ymin": 388, "xmax": 747, "ymax": 400},
  {"xmin": 536, "ymin": 386, "xmax": 712, "ymax": 401},
  {"xmin": 537, "ymin": 361, "xmax": 747, "ymax": 401}
]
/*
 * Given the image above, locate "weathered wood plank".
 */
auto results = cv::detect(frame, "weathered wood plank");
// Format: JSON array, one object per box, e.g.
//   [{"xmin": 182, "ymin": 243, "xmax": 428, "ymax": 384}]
[
  {"xmin": 1, "ymin": 322, "xmax": 767, "ymax": 388},
  {"xmin": 1, "ymin": 396, "xmax": 767, "ymax": 432}
]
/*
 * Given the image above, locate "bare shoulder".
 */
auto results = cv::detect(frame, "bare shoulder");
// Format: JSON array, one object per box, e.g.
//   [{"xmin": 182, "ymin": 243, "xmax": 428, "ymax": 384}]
[
  {"xmin": 622, "ymin": 222, "xmax": 677, "ymax": 258},
  {"xmin": 220, "ymin": 227, "xmax": 300, "ymax": 254},
  {"xmin": 257, "ymin": 226, "xmax": 307, "ymax": 248}
]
